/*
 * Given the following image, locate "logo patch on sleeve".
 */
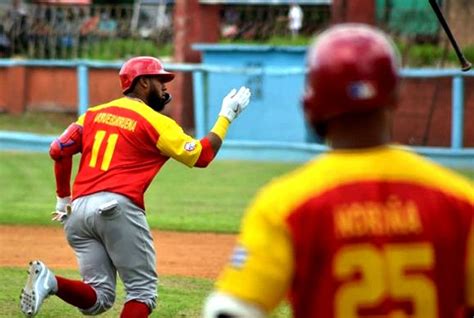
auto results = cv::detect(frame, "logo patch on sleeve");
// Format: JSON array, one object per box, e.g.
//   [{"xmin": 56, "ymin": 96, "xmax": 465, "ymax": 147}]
[{"xmin": 184, "ymin": 142, "xmax": 197, "ymax": 152}]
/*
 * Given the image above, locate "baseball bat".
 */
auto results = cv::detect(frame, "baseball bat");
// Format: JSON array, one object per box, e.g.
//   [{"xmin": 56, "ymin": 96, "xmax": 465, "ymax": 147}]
[{"xmin": 428, "ymin": 0, "xmax": 472, "ymax": 71}]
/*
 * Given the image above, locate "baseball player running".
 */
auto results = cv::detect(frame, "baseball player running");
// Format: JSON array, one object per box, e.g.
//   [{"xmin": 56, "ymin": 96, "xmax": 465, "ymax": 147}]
[
  {"xmin": 203, "ymin": 24, "xmax": 474, "ymax": 318},
  {"xmin": 19, "ymin": 56, "xmax": 251, "ymax": 317}
]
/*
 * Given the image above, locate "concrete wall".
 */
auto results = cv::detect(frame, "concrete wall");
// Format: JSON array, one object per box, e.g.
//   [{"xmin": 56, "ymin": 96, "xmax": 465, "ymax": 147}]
[
  {"xmin": 397, "ymin": 77, "xmax": 474, "ymax": 147},
  {"xmin": 0, "ymin": 64, "xmax": 178, "ymax": 114}
]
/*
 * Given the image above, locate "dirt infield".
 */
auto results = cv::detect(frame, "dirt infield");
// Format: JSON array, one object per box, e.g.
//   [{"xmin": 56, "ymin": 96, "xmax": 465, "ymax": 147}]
[{"xmin": 0, "ymin": 225, "xmax": 236, "ymax": 279}]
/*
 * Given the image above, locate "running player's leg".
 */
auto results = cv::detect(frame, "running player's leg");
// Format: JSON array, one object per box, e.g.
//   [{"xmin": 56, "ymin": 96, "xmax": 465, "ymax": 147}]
[
  {"xmin": 62, "ymin": 195, "xmax": 118, "ymax": 315},
  {"xmin": 96, "ymin": 194, "xmax": 157, "ymax": 317}
]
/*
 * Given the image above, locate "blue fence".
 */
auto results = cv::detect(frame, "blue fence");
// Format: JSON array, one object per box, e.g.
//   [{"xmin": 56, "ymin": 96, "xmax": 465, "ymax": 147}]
[
  {"xmin": 191, "ymin": 65, "xmax": 474, "ymax": 167},
  {"xmin": 0, "ymin": 59, "xmax": 473, "ymax": 168}
]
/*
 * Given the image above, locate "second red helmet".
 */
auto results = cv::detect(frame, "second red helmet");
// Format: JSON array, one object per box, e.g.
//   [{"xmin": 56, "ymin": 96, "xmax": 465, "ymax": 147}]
[
  {"xmin": 119, "ymin": 56, "xmax": 175, "ymax": 94},
  {"xmin": 303, "ymin": 24, "xmax": 400, "ymax": 125}
]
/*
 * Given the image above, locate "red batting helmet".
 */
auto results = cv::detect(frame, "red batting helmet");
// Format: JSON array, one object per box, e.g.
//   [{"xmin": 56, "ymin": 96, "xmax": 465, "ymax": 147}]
[
  {"xmin": 303, "ymin": 24, "xmax": 400, "ymax": 125},
  {"xmin": 119, "ymin": 56, "xmax": 175, "ymax": 94}
]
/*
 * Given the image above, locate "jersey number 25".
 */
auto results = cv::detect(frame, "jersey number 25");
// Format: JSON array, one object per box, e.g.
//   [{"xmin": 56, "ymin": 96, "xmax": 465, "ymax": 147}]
[{"xmin": 333, "ymin": 243, "xmax": 437, "ymax": 318}]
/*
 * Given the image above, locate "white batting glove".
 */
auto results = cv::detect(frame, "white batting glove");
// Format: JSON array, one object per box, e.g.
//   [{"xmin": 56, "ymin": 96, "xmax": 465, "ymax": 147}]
[
  {"xmin": 52, "ymin": 196, "xmax": 72, "ymax": 224},
  {"xmin": 219, "ymin": 86, "xmax": 252, "ymax": 123}
]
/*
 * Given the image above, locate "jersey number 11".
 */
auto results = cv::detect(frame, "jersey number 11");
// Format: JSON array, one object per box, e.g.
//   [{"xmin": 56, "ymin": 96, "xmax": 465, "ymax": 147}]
[{"xmin": 89, "ymin": 130, "xmax": 119, "ymax": 171}]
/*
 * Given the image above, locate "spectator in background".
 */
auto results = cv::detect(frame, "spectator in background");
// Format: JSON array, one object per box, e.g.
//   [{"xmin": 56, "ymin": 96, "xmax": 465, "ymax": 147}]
[
  {"xmin": 221, "ymin": 7, "xmax": 240, "ymax": 40},
  {"xmin": 78, "ymin": 9, "xmax": 99, "ymax": 57},
  {"xmin": 80, "ymin": 11, "xmax": 99, "ymax": 36},
  {"xmin": 98, "ymin": 12, "xmax": 117, "ymax": 38},
  {"xmin": 55, "ymin": 8, "xmax": 77, "ymax": 58},
  {"xmin": 155, "ymin": 3, "xmax": 171, "ymax": 32},
  {"xmin": 288, "ymin": 2, "xmax": 303, "ymax": 39},
  {"xmin": 5, "ymin": 0, "xmax": 27, "ymax": 26},
  {"xmin": 6, "ymin": 0, "xmax": 28, "ymax": 55},
  {"xmin": 0, "ymin": 24, "xmax": 12, "ymax": 57},
  {"xmin": 29, "ymin": 9, "xmax": 53, "ymax": 59}
]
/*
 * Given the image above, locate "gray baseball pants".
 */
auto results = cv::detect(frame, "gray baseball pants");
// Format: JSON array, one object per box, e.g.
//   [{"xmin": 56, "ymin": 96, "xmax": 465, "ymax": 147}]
[{"xmin": 64, "ymin": 191, "xmax": 157, "ymax": 315}]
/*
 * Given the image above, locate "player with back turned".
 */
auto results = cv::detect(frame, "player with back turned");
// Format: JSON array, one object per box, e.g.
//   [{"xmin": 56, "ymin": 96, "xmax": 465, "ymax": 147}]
[
  {"xmin": 19, "ymin": 56, "xmax": 251, "ymax": 317},
  {"xmin": 203, "ymin": 24, "xmax": 474, "ymax": 318}
]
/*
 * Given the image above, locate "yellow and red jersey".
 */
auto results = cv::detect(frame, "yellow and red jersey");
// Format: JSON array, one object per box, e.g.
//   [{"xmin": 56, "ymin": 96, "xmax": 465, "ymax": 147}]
[
  {"xmin": 71, "ymin": 97, "xmax": 210, "ymax": 209},
  {"xmin": 216, "ymin": 145, "xmax": 474, "ymax": 318}
]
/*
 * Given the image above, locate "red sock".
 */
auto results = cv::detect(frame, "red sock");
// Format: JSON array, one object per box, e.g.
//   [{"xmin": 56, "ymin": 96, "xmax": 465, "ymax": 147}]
[
  {"xmin": 55, "ymin": 276, "xmax": 97, "ymax": 309},
  {"xmin": 120, "ymin": 300, "xmax": 150, "ymax": 318}
]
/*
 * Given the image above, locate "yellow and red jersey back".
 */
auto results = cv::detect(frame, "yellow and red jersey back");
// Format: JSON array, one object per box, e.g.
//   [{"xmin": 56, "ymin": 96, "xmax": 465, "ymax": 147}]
[
  {"xmin": 73, "ymin": 97, "xmax": 204, "ymax": 209},
  {"xmin": 216, "ymin": 145, "xmax": 474, "ymax": 318}
]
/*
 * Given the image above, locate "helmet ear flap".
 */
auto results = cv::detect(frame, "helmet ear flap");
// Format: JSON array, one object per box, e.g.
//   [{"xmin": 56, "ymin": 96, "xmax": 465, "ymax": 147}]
[{"xmin": 123, "ymin": 76, "xmax": 141, "ymax": 95}]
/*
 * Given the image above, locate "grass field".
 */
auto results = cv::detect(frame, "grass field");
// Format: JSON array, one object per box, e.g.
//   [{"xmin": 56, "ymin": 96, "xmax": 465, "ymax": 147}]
[
  {"xmin": 0, "ymin": 152, "xmax": 471, "ymax": 233},
  {"xmin": 0, "ymin": 267, "xmax": 290, "ymax": 317},
  {"xmin": 0, "ymin": 270, "xmax": 213, "ymax": 318},
  {"xmin": 0, "ymin": 112, "xmax": 78, "ymax": 135},
  {"xmin": 0, "ymin": 152, "xmax": 297, "ymax": 232}
]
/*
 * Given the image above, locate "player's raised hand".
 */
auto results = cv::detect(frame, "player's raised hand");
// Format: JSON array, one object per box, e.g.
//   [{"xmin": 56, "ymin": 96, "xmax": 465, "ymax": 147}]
[{"xmin": 219, "ymin": 86, "xmax": 252, "ymax": 122}]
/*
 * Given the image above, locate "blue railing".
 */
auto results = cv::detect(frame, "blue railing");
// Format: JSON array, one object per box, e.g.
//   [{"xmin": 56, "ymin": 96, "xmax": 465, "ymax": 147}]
[{"xmin": 0, "ymin": 59, "xmax": 473, "ymax": 168}]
